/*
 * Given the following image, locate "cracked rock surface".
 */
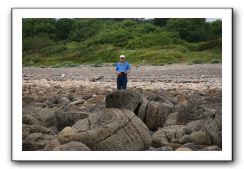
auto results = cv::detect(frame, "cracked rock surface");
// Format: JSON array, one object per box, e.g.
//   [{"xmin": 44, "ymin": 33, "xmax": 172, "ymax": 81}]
[{"xmin": 59, "ymin": 108, "xmax": 152, "ymax": 151}]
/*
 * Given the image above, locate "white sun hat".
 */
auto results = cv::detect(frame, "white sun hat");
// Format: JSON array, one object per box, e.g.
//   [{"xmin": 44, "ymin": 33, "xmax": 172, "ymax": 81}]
[{"xmin": 119, "ymin": 55, "xmax": 125, "ymax": 59}]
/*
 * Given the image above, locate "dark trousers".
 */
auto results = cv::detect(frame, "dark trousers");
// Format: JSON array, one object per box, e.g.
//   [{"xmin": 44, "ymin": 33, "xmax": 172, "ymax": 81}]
[{"xmin": 117, "ymin": 76, "xmax": 127, "ymax": 90}]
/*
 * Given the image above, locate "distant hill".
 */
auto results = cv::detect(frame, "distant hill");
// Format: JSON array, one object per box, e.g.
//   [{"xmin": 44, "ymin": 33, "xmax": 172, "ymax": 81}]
[{"xmin": 22, "ymin": 18, "xmax": 222, "ymax": 67}]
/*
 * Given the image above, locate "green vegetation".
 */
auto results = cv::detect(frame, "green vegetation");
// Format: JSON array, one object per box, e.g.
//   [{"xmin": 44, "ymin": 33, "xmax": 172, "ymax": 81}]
[{"xmin": 22, "ymin": 18, "xmax": 222, "ymax": 67}]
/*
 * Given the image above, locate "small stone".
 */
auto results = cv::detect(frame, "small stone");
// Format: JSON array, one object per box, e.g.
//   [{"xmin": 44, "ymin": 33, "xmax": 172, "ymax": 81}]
[
  {"xmin": 202, "ymin": 145, "xmax": 221, "ymax": 151},
  {"xmin": 182, "ymin": 142, "xmax": 199, "ymax": 151},
  {"xmin": 175, "ymin": 147, "xmax": 192, "ymax": 151}
]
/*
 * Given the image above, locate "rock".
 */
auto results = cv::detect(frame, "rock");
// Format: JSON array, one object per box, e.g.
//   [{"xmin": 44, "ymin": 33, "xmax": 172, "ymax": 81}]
[
  {"xmin": 43, "ymin": 100, "xmax": 53, "ymax": 107},
  {"xmin": 174, "ymin": 100, "xmax": 188, "ymax": 112},
  {"xmin": 204, "ymin": 119, "xmax": 221, "ymax": 146},
  {"xmin": 151, "ymin": 125, "xmax": 186, "ymax": 148},
  {"xmin": 49, "ymin": 96, "xmax": 59, "ymax": 104},
  {"xmin": 183, "ymin": 119, "xmax": 221, "ymax": 146},
  {"xmin": 22, "ymin": 115, "xmax": 39, "ymax": 125},
  {"xmin": 58, "ymin": 97, "xmax": 70, "ymax": 105},
  {"xmin": 83, "ymin": 94, "xmax": 93, "ymax": 100},
  {"xmin": 22, "ymin": 124, "xmax": 57, "ymax": 140},
  {"xmin": 175, "ymin": 147, "xmax": 192, "ymax": 151},
  {"xmin": 105, "ymin": 90, "xmax": 143, "ymax": 113},
  {"xmin": 153, "ymin": 146, "xmax": 174, "ymax": 151},
  {"xmin": 182, "ymin": 142, "xmax": 199, "ymax": 151},
  {"xmin": 55, "ymin": 112, "xmax": 89, "ymax": 131},
  {"xmin": 62, "ymin": 108, "xmax": 152, "ymax": 151},
  {"xmin": 176, "ymin": 105, "xmax": 215, "ymax": 125},
  {"xmin": 149, "ymin": 95, "xmax": 167, "ymax": 102},
  {"xmin": 23, "ymin": 106, "xmax": 43, "ymax": 115},
  {"xmin": 151, "ymin": 118, "xmax": 221, "ymax": 148},
  {"xmin": 144, "ymin": 101, "xmax": 159, "ymax": 131},
  {"xmin": 148, "ymin": 146, "xmax": 156, "ymax": 150},
  {"xmin": 202, "ymin": 145, "xmax": 221, "ymax": 151},
  {"xmin": 33, "ymin": 102, "xmax": 46, "ymax": 108},
  {"xmin": 58, "ymin": 127, "xmax": 76, "ymax": 144},
  {"xmin": 53, "ymin": 141, "xmax": 91, "ymax": 151},
  {"xmin": 141, "ymin": 100, "xmax": 174, "ymax": 131},
  {"xmin": 72, "ymin": 118, "xmax": 91, "ymax": 132},
  {"xmin": 22, "ymin": 96, "xmax": 34, "ymax": 105},
  {"xmin": 23, "ymin": 132, "xmax": 55, "ymax": 151},
  {"xmin": 43, "ymin": 139, "xmax": 61, "ymax": 151},
  {"xmin": 164, "ymin": 112, "xmax": 179, "ymax": 126},
  {"xmin": 137, "ymin": 97, "xmax": 148, "ymax": 121},
  {"xmin": 179, "ymin": 131, "xmax": 212, "ymax": 145},
  {"xmin": 69, "ymin": 99, "xmax": 84, "ymax": 105},
  {"xmin": 31, "ymin": 108, "xmax": 57, "ymax": 128}
]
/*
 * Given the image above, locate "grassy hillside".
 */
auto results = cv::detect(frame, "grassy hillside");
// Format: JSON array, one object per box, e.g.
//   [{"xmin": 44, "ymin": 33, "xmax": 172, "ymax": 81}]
[{"xmin": 22, "ymin": 18, "xmax": 222, "ymax": 67}]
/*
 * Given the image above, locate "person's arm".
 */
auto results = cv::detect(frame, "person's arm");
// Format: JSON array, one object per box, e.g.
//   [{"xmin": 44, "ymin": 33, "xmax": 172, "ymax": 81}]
[
  {"xmin": 115, "ymin": 63, "xmax": 120, "ymax": 74},
  {"xmin": 126, "ymin": 63, "xmax": 131, "ymax": 74}
]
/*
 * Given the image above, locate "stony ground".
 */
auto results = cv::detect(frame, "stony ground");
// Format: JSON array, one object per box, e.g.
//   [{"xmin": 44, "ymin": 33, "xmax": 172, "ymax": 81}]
[{"xmin": 22, "ymin": 64, "xmax": 222, "ymax": 151}]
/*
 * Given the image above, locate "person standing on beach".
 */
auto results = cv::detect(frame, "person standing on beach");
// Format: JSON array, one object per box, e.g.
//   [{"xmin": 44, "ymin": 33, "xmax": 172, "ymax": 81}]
[{"xmin": 115, "ymin": 55, "xmax": 131, "ymax": 90}]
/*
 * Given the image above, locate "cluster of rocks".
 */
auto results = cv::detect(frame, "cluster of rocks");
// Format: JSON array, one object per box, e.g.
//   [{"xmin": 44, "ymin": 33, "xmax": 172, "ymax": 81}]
[{"xmin": 22, "ymin": 87, "xmax": 222, "ymax": 151}]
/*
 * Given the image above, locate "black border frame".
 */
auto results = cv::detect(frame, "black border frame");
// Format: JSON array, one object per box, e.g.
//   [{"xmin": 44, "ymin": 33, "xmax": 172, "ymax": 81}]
[{"xmin": 11, "ymin": 7, "xmax": 233, "ymax": 162}]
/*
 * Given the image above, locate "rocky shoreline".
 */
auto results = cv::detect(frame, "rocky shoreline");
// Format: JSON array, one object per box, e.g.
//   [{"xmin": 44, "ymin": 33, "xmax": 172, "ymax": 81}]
[{"xmin": 22, "ymin": 64, "xmax": 222, "ymax": 151}]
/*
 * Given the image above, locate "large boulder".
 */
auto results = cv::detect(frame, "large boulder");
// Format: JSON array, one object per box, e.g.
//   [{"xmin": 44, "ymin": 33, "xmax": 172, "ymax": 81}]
[
  {"xmin": 144, "ymin": 101, "xmax": 174, "ymax": 131},
  {"xmin": 105, "ymin": 90, "xmax": 143, "ymax": 113},
  {"xmin": 59, "ymin": 108, "xmax": 152, "ymax": 151},
  {"xmin": 53, "ymin": 141, "xmax": 91, "ymax": 151},
  {"xmin": 105, "ymin": 90, "xmax": 174, "ymax": 131}
]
